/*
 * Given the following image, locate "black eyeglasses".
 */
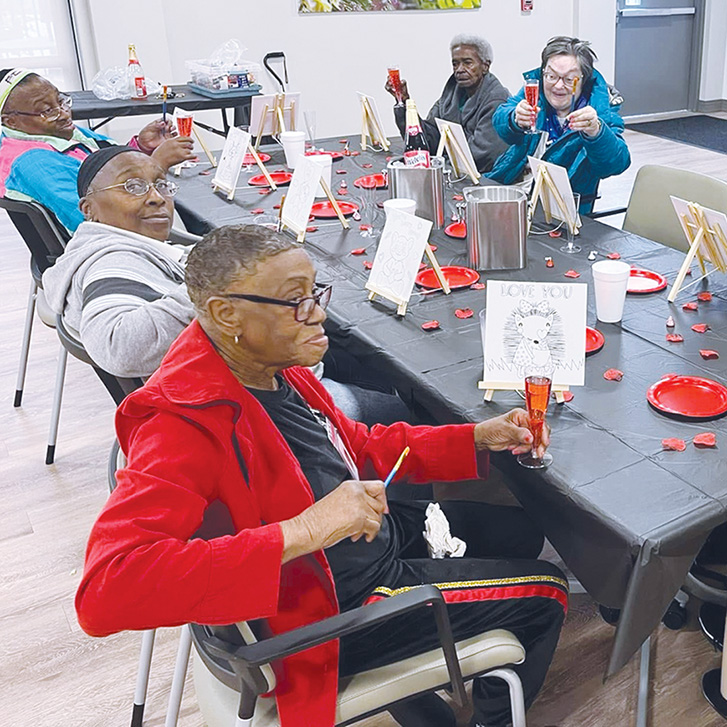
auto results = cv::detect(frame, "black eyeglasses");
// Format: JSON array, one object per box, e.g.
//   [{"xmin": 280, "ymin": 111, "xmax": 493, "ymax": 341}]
[
  {"xmin": 223, "ymin": 284, "xmax": 332, "ymax": 322},
  {"xmin": 4, "ymin": 93, "xmax": 72, "ymax": 122},
  {"xmin": 86, "ymin": 178, "xmax": 179, "ymax": 198}
]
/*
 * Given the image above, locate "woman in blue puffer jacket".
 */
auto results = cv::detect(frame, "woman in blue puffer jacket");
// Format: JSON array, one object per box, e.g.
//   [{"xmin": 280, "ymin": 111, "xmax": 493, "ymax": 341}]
[{"xmin": 487, "ymin": 36, "xmax": 630, "ymax": 213}]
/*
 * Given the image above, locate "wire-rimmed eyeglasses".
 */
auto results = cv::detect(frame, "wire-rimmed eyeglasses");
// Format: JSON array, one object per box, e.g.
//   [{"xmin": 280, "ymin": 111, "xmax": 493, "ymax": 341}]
[
  {"xmin": 4, "ymin": 93, "xmax": 72, "ymax": 122},
  {"xmin": 86, "ymin": 178, "xmax": 179, "ymax": 198}
]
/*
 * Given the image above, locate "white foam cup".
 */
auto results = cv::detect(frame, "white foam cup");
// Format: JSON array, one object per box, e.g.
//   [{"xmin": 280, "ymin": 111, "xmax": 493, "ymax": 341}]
[
  {"xmin": 308, "ymin": 154, "xmax": 333, "ymax": 198},
  {"xmin": 383, "ymin": 198, "xmax": 416, "ymax": 218},
  {"xmin": 280, "ymin": 130, "xmax": 306, "ymax": 169},
  {"xmin": 591, "ymin": 260, "xmax": 631, "ymax": 323}
]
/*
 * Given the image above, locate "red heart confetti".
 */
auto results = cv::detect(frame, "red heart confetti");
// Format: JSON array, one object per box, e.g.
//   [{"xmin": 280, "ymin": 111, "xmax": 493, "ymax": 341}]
[
  {"xmin": 198, "ymin": 169, "xmax": 211, "ymax": 176},
  {"xmin": 429, "ymin": 244, "xmax": 437, "ymax": 252},
  {"xmin": 691, "ymin": 323, "xmax": 710, "ymax": 333},
  {"xmin": 309, "ymin": 215, "xmax": 315, "ymax": 222},
  {"xmin": 453, "ymin": 194, "xmax": 464, "ymax": 201},
  {"xmin": 339, "ymin": 138, "xmax": 348, "ymax": 144},
  {"xmin": 251, "ymin": 208, "xmax": 265, "ymax": 214},
  {"xmin": 350, "ymin": 247, "xmax": 366, "ymax": 255},
  {"xmin": 545, "ymin": 257, "xmax": 554, "ymax": 268},
  {"xmin": 386, "ymin": 156, "xmax": 393, "ymax": 161},
  {"xmin": 363, "ymin": 260, "xmax": 373, "ymax": 269},
  {"xmin": 421, "ymin": 320, "xmax": 440, "ymax": 331},
  {"xmin": 662, "ymin": 438, "xmax": 686, "ymax": 452},
  {"xmin": 564, "ymin": 269, "xmax": 580, "ymax": 278},
  {"xmin": 694, "ymin": 432, "xmax": 717, "ymax": 448},
  {"xmin": 561, "ymin": 391, "xmax": 574, "ymax": 402},
  {"xmin": 470, "ymin": 282, "xmax": 486, "ymax": 290},
  {"xmin": 665, "ymin": 333, "xmax": 684, "ymax": 342},
  {"xmin": 258, "ymin": 189, "xmax": 271, "ymax": 195},
  {"xmin": 418, "ymin": 262, "xmax": 427, "ymax": 271},
  {"xmin": 686, "ymin": 269, "xmax": 692, "ymax": 276},
  {"xmin": 607, "ymin": 252, "xmax": 621, "ymax": 260},
  {"xmin": 682, "ymin": 301, "xmax": 698, "ymax": 311},
  {"xmin": 359, "ymin": 224, "xmax": 372, "ymax": 232},
  {"xmin": 338, "ymin": 188, "xmax": 348, "ymax": 195},
  {"xmin": 603, "ymin": 368, "xmax": 624, "ymax": 381},
  {"xmin": 548, "ymin": 230, "xmax": 562, "ymax": 238},
  {"xmin": 273, "ymin": 203, "xmax": 281, "ymax": 209},
  {"xmin": 351, "ymin": 151, "xmax": 361, "ymax": 156},
  {"xmin": 454, "ymin": 308, "xmax": 474, "ymax": 319},
  {"xmin": 666, "ymin": 316, "xmax": 675, "ymax": 328},
  {"xmin": 697, "ymin": 291, "xmax": 713, "ymax": 302},
  {"xmin": 335, "ymin": 169, "xmax": 347, "ymax": 175},
  {"xmin": 700, "ymin": 349, "xmax": 719, "ymax": 360},
  {"xmin": 306, "ymin": 226, "xmax": 318, "ymax": 233},
  {"xmin": 362, "ymin": 163, "xmax": 373, "ymax": 169}
]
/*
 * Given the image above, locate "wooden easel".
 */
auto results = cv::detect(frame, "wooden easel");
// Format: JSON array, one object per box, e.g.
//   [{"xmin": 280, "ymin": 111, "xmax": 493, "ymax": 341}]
[
  {"xmin": 253, "ymin": 93, "xmax": 297, "ymax": 150},
  {"xmin": 360, "ymin": 96, "xmax": 390, "ymax": 152},
  {"xmin": 527, "ymin": 165, "xmax": 579, "ymax": 237},
  {"xmin": 212, "ymin": 143, "xmax": 277, "ymax": 201},
  {"xmin": 435, "ymin": 123, "xmax": 479, "ymax": 183},
  {"xmin": 668, "ymin": 201, "xmax": 727, "ymax": 302},
  {"xmin": 367, "ymin": 244, "xmax": 451, "ymax": 316},
  {"xmin": 477, "ymin": 380, "xmax": 568, "ymax": 404},
  {"xmin": 192, "ymin": 123, "xmax": 217, "ymax": 167},
  {"xmin": 280, "ymin": 177, "xmax": 350, "ymax": 243}
]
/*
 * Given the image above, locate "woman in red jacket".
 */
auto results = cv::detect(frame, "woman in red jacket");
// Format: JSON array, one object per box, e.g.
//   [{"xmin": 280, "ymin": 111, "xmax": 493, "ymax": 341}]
[{"xmin": 76, "ymin": 224, "xmax": 567, "ymax": 727}]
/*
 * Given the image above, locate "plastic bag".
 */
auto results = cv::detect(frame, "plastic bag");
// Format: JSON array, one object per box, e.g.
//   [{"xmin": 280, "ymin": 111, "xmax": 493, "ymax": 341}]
[{"xmin": 91, "ymin": 66, "xmax": 131, "ymax": 100}]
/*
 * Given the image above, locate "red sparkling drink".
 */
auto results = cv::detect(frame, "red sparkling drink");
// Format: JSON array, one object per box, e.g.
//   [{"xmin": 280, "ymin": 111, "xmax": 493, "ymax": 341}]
[
  {"xmin": 524, "ymin": 81, "xmax": 539, "ymax": 110},
  {"xmin": 388, "ymin": 67, "xmax": 403, "ymax": 103},
  {"xmin": 524, "ymin": 375, "xmax": 551, "ymax": 449},
  {"xmin": 177, "ymin": 115, "xmax": 193, "ymax": 137}
]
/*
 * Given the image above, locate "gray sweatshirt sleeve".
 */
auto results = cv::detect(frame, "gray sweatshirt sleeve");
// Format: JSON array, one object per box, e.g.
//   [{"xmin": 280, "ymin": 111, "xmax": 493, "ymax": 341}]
[{"xmin": 78, "ymin": 251, "xmax": 195, "ymax": 378}]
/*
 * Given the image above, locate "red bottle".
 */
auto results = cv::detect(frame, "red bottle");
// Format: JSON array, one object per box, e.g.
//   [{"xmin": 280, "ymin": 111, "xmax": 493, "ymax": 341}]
[{"xmin": 403, "ymin": 99, "xmax": 430, "ymax": 168}]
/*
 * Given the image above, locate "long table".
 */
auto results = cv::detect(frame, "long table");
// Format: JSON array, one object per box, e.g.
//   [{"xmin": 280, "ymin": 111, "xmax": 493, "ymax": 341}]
[
  {"xmin": 70, "ymin": 84, "xmax": 261, "ymax": 136},
  {"xmin": 173, "ymin": 139, "xmax": 727, "ymax": 679}
]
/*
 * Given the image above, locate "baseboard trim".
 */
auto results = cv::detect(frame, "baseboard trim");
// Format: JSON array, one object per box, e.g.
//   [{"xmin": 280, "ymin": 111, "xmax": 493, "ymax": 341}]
[{"xmin": 696, "ymin": 99, "xmax": 727, "ymax": 113}]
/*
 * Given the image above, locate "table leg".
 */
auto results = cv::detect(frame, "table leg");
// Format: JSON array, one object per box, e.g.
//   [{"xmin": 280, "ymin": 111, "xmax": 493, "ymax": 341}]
[{"xmin": 636, "ymin": 636, "xmax": 651, "ymax": 727}]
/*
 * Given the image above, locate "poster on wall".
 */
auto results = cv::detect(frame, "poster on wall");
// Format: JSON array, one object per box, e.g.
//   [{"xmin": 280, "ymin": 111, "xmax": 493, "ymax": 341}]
[{"xmin": 299, "ymin": 1, "xmax": 480, "ymax": 13}]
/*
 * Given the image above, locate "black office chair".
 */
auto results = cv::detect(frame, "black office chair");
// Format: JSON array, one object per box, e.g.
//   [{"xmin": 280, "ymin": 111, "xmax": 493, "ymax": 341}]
[{"xmin": 1, "ymin": 196, "xmax": 71, "ymax": 461}]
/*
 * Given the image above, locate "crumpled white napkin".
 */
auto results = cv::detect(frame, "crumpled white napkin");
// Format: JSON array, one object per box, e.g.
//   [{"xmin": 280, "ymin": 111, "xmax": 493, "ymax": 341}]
[{"xmin": 422, "ymin": 503, "xmax": 467, "ymax": 559}]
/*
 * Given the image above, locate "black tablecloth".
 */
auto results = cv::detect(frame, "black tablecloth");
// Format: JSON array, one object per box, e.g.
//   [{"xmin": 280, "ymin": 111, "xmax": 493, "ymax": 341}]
[{"xmin": 173, "ymin": 138, "xmax": 727, "ymax": 677}]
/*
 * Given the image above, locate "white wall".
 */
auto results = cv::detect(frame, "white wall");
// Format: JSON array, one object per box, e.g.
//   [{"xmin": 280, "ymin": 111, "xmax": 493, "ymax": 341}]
[
  {"xmin": 700, "ymin": 0, "xmax": 727, "ymax": 101},
  {"xmin": 84, "ymin": 0, "xmax": 620, "ymax": 142}
]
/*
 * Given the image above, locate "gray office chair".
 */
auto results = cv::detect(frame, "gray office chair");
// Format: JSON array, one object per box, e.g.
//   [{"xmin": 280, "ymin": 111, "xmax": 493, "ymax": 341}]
[
  {"xmin": 621, "ymin": 165, "xmax": 727, "ymax": 252},
  {"xmin": 191, "ymin": 596, "xmax": 528, "ymax": 727}
]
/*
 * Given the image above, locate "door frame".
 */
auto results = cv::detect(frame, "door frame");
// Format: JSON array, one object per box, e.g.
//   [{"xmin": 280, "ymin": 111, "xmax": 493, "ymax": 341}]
[{"xmin": 687, "ymin": 0, "xmax": 706, "ymax": 111}]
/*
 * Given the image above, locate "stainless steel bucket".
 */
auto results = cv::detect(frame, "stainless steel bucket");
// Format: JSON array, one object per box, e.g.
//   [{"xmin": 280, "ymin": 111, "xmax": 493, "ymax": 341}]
[
  {"xmin": 464, "ymin": 186, "xmax": 528, "ymax": 271},
  {"xmin": 387, "ymin": 156, "xmax": 445, "ymax": 229}
]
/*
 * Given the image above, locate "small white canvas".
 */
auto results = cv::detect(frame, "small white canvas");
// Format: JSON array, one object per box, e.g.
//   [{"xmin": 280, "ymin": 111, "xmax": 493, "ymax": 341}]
[
  {"xmin": 435, "ymin": 118, "xmax": 479, "ymax": 178},
  {"xmin": 281, "ymin": 155, "xmax": 323, "ymax": 236},
  {"xmin": 482, "ymin": 280, "xmax": 587, "ymax": 388},
  {"xmin": 250, "ymin": 92, "xmax": 301, "ymax": 136},
  {"xmin": 671, "ymin": 195, "xmax": 727, "ymax": 269},
  {"xmin": 357, "ymin": 91, "xmax": 387, "ymax": 144},
  {"xmin": 528, "ymin": 156, "xmax": 579, "ymax": 231},
  {"xmin": 365, "ymin": 209, "xmax": 432, "ymax": 307},
  {"xmin": 212, "ymin": 127, "xmax": 251, "ymax": 195}
]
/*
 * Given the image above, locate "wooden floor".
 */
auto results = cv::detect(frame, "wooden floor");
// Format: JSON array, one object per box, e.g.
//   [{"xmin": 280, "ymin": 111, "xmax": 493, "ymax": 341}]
[{"xmin": 2, "ymin": 123, "xmax": 727, "ymax": 727}]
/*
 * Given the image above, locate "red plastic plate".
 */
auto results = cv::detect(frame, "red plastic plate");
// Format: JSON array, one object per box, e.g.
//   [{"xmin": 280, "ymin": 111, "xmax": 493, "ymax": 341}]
[
  {"xmin": 647, "ymin": 375, "xmax": 727, "ymax": 419},
  {"xmin": 444, "ymin": 221, "xmax": 467, "ymax": 239},
  {"xmin": 627, "ymin": 268, "xmax": 667, "ymax": 294},
  {"xmin": 415, "ymin": 265, "xmax": 480, "ymax": 290},
  {"xmin": 585, "ymin": 327, "xmax": 605, "ymax": 355},
  {"xmin": 310, "ymin": 200, "xmax": 359, "ymax": 218},
  {"xmin": 306, "ymin": 150, "xmax": 344, "ymax": 162},
  {"xmin": 353, "ymin": 174, "xmax": 387, "ymax": 189},
  {"xmin": 243, "ymin": 152, "xmax": 271, "ymax": 164},
  {"xmin": 248, "ymin": 171, "xmax": 292, "ymax": 187}
]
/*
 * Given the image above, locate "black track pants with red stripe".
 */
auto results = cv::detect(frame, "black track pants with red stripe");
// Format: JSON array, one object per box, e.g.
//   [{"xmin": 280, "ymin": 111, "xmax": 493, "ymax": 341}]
[{"xmin": 337, "ymin": 500, "xmax": 568, "ymax": 727}]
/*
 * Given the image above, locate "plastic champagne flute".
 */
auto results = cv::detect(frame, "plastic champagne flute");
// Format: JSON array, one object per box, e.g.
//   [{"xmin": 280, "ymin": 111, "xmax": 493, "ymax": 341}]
[{"xmin": 517, "ymin": 375, "xmax": 553, "ymax": 469}]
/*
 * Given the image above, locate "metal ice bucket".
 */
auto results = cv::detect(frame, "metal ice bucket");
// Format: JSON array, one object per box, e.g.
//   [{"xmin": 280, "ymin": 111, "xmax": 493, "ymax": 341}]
[
  {"xmin": 464, "ymin": 186, "xmax": 528, "ymax": 271},
  {"xmin": 387, "ymin": 156, "xmax": 445, "ymax": 229}
]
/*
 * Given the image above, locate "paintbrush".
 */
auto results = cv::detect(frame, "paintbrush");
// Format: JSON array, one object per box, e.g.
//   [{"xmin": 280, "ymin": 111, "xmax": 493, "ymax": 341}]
[
  {"xmin": 383, "ymin": 446, "xmax": 410, "ymax": 488},
  {"xmin": 162, "ymin": 85, "xmax": 168, "ymax": 123}
]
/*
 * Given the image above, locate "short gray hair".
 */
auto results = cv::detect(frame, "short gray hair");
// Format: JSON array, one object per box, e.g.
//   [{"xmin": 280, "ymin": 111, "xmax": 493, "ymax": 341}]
[
  {"xmin": 186, "ymin": 224, "xmax": 300, "ymax": 310},
  {"xmin": 541, "ymin": 36, "xmax": 598, "ymax": 86},
  {"xmin": 450, "ymin": 34, "xmax": 493, "ymax": 64}
]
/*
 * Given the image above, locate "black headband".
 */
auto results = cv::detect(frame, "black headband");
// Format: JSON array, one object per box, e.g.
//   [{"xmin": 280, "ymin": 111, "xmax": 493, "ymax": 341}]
[{"xmin": 77, "ymin": 145, "xmax": 139, "ymax": 197}]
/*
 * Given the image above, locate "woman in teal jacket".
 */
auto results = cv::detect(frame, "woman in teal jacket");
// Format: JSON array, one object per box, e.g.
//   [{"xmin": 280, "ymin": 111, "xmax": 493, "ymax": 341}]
[{"xmin": 487, "ymin": 37, "xmax": 630, "ymax": 213}]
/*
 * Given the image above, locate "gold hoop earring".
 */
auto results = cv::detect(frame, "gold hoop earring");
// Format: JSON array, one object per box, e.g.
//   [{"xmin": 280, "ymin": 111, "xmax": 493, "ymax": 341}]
[{"xmin": 234, "ymin": 335, "xmax": 239, "ymax": 345}]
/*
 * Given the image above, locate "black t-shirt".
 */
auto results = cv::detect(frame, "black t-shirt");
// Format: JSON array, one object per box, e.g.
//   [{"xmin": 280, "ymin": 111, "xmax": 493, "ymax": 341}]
[{"xmin": 249, "ymin": 377, "xmax": 398, "ymax": 609}]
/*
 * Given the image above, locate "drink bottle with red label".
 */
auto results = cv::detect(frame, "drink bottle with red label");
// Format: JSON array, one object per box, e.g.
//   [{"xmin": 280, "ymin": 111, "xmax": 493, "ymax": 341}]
[
  {"xmin": 403, "ymin": 99, "xmax": 430, "ymax": 168},
  {"xmin": 128, "ymin": 44, "xmax": 147, "ymax": 100}
]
